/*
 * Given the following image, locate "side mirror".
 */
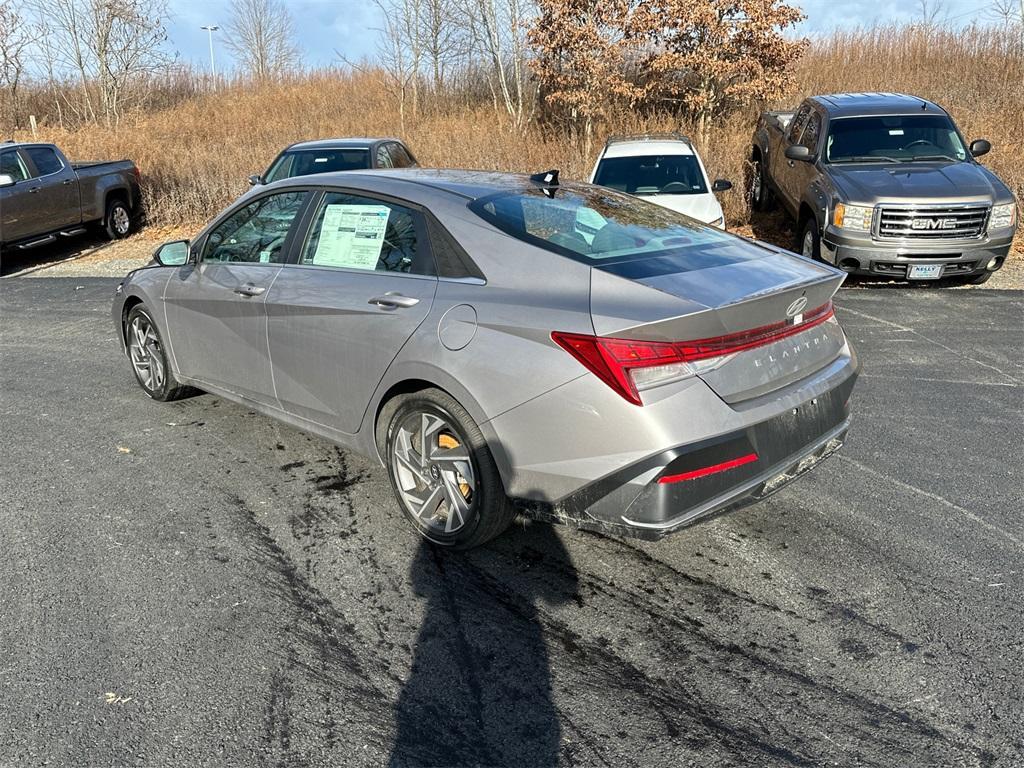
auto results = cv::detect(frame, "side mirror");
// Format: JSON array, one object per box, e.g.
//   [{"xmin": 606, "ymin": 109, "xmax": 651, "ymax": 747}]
[
  {"xmin": 153, "ymin": 240, "xmax": 190, "ymax": 267},
  {"xmin": 970, "ymin": 139, "xmax": 991, "ymax": 157},
  {"xmin": 0, "ymin": 173, "xmax": 15, "ymax": 188},
  {"xmin": 247, "ymin": 174, "xmax": 262, "ymax": 186},
  {"xmin": 711, "ymin": 179, "xmax": 732, "ymax": 192},
  {"xmin": 785, "ymin": 145, "xmax": 812, "ymax": 162}
]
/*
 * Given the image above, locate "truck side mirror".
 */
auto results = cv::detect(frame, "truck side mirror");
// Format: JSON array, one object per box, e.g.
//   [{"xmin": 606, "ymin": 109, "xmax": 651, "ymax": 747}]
[
  {"xmin": 248, "ymin": 174, "xmax": 262, "ymax": 186},
  {"xmin": 784, "ymin": 145, "xmax": 812, "ymax": 163},
  {"xmin": 969, "ymin": 139, "xmax": 991, "ymax": 157},
  {"xmin": 153, "ymin": 240, "xmax": 191, "ymax": 266},
  {"xmin": 712, "ymin": 179, "xmax": 732, "ymax": 192},
  {"xmin": 0, "ymin": 173, "xmax": 14, "ymax": 188}
]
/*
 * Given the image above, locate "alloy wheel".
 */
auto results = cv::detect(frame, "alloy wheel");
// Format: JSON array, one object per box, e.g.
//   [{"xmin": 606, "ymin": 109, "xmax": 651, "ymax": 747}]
[
  {"xmin": 112, "ymin": 205, "xmax": 130, "ymax": 235},
  {"xmin": 802, "ymin": 229, "xmax": 815, "ymax": 257},
  {"xmin": 751, "ymin": 163, "xmax": 763, "ymax": 202},
  {"xmin": 128, "ymin": 314, "xmax": 165, "ymax": 391},
  {"xmin": 391, "ymin": 411, "xmax": 475, "ymax": 535}
]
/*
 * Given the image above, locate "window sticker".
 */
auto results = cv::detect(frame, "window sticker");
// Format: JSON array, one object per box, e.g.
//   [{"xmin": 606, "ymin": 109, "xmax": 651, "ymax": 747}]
[
  {"xmin": 311, "ymin": 204, "xmax": 391, "ymax": 269},
  {"xmin": 888, "ymin": 129, "xmax": 905, "ymax": 136}
]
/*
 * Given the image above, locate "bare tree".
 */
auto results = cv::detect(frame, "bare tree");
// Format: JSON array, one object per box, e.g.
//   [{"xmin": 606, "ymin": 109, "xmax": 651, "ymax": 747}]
[
  {"xmin": 989, "ymin": 0, "xmax": 1024, "ymax": 27},
  {"xmin": 917, "ymin": 0, "xmax": 948, "ymax": 26},
  {"xmin": 0, "ymin": 0, "xmax": 37, "ymax": 131},
  {"xmin": 29, "ymin": 0, "xmax": 171, "ymax": 126},
  {"xmin": 223, "ymin": 0, "xmax": 300, "ymax": 81},
  {"xmin": 420, "ymin": 0, "xmax": 466, "ymax": 91},
  {"xmin": 461, "ymin": 0, "xmax": 534, "ymax": 129}
]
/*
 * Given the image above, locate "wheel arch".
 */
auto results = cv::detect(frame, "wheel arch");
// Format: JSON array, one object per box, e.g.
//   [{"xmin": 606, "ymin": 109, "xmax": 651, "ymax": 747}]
[{"xmin": 366, "ymin": 366, "xmax": 491, "ymax": 465}]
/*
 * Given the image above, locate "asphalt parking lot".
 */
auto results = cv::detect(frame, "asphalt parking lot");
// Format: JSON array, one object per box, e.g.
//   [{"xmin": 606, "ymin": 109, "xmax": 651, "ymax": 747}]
[{"xmin": 1, "ymin": 278, "xmax": 1022, "ymax": 767}]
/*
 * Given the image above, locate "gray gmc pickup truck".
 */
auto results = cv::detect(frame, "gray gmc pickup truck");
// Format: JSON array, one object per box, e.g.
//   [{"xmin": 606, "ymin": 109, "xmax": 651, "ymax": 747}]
[
  {"xmin": 0, "ymin": 141, "xmax": 141, "ymax": 254},
  {"xmin": 751, "ymin": 93, "xmax": 1018, "ymax": 283}
]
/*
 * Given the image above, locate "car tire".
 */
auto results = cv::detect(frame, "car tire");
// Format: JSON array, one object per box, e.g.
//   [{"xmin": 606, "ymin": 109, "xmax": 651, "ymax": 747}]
[
  {"xmin": 125, "ymin": 304, "xmax": 193, "ymax": 401},
  {"xmin": 380, "ymin": 388, "xmax": 515, "ymax": 549},
  {"xmin": 799, "ymin": 218, "xmax": 822, "ymax": 261},
  {"xmin": 104, "ymin": 198, "xmax": 132, "ymax": 240},
  {"xmin": 749, "ymin": 158, "xmax": 774, "ymax": 212}
]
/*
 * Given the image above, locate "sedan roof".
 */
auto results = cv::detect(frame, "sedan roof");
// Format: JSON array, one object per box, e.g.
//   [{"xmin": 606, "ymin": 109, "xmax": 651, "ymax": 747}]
[
  {"xmin": 273, "ymin": 168, "xmax": 555, "ymax": 202},
  {"xmin": 284, "ymin": 137, "xmax": 401, "ymax": 151}
]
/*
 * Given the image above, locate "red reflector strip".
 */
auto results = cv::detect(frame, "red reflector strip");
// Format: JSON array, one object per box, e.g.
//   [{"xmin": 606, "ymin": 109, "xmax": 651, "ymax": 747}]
[{"xmin": 657, "ymin": 452, "xmax": 759, "ymax": 484}]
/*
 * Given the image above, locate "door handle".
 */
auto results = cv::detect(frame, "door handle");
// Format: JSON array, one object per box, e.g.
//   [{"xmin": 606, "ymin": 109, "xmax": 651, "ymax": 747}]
[
  {"xmin": 787, "ymin": 160, "xmax": 795, "ymax": 167},
  {"xmin": 368, "ymin": 292, "xmax": 420, "ymax": 309},
  {"xmin": 62, "ymin": 179, "xmax": 73, "ymax": 185},
  {"xmin": 28, "ymin": 186, "xmax": 39, "ymax": 193},
  {"xmin": 233, "ymin": 283, "xmax": 266, "ymax": 297}
]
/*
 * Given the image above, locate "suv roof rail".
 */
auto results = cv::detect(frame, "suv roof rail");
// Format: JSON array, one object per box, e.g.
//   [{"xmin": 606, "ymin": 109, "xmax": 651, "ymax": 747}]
[{"xmin": 605, "ymin": 132, "xmax": 692, "ymax": 147}]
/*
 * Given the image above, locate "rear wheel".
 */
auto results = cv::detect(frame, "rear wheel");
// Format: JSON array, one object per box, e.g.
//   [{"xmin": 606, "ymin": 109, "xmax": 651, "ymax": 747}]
[
  {"xmin": 749, "ymin": 157, "xmax": 774, "ymax": 212},
  {"xmin": 104, "ymin": 198, "xmax": 132, "ymax": 240},
  {"xmin": 125, "ymin": 304, "xmax": 192, "ymax": 401},
  {"xmin": 800, "ymin": 218, "xmax": 822, "ymax": 261},
  {"xmin": 381, "ymin": 388, "xmax": 515, "ymax": 549}
]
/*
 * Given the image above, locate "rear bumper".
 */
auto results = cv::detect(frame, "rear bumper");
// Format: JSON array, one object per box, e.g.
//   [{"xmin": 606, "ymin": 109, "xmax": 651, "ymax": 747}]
[
  {"xmin": 513, "ymin": 369, "xmax": 856, "ymax": 540},
  {"xmin": 820, "ymin": 229, "xmax": 1014, "ymax": 279}
]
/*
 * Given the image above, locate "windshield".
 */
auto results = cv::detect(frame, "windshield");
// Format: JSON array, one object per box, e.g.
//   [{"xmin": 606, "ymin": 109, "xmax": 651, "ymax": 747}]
[
  {"xmin": 594, "ymin": 154, "xmax": 708, "ymax": 196},
  {"xmin": 470, "ymin": 185, "xmax": 766, "ymax": 276},
  {"xmin": 825, "ymin": 115, "xmax": 968, "ymax": 163},
  {"xmin": 265, "ymin": 148, "xmax": 371, "ymax": 182}
]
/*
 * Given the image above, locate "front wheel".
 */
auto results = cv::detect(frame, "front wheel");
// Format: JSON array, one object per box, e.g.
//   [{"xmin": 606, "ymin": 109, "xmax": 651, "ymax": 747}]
[
  {"xmin": 125, "ymin": 304, "xmax": 192, "ymax": 401},
  {"xmin": 381, "ymin": 388, "xmax": 515, "ymax": 549},
  {"xmin": 800, "ymin": 218, "xmax": 822, "ymax": 261}
]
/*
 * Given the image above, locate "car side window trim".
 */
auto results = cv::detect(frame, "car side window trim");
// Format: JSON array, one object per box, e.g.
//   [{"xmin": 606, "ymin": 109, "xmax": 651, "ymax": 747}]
[
  {"xmin": 197, "ymin": 188, "xmax": 315, "ymax": 266},
  {"xmin": 282, "ymin": 187, "xmax": 438, "ymax": 278}
]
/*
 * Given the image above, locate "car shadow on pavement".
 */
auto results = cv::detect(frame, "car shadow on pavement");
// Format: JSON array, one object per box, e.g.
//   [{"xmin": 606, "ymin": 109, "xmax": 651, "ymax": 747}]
[{"xmin": 387, "ymin": 524, "xmax": 579, "ymax": 768}]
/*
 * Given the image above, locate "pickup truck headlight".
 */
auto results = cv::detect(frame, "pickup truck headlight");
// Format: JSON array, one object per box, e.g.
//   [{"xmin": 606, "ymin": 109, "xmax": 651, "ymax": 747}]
[
  {"xmin": 989, "ymin": 203, "xmax": 1017, "ymax": 230},
  {"xmin": 833, "ymin": 203, "xmax": 873, "ymax": 231}
]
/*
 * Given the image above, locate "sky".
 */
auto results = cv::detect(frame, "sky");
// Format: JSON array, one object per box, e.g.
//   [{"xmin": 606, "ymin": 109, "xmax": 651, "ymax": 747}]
[{"xmin": 165, "ymin": 0, "xmax": 998, "ymax": 74}]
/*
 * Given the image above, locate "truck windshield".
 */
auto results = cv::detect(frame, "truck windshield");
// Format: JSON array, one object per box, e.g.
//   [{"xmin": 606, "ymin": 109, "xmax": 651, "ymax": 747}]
[
  {"xmin": 825, "ymin": 115, "xmax": 968, "ymax": 163},
  {"xmin": 265, "ymin": 148, "xmax": 371, "ymax": 182},
  {"xmin": 469, "ymin": 184, "xmax": 765, "ymax": 276},
  {"xmin": 594, "ymin": 155, "xmax": 708, "ymax": 195}
]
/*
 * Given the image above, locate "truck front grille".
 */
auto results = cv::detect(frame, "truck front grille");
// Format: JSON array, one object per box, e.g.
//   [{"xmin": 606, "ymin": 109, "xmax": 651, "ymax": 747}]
[{"xmin": 875, "ymin": 204, "xmax": 990, "ymax": 240}]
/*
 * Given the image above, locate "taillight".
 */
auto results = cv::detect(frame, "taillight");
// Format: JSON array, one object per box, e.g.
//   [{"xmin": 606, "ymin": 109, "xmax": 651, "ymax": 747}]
[{"xmin": 552, "ymin": 301, "xmax": 834, "ymax": 406}]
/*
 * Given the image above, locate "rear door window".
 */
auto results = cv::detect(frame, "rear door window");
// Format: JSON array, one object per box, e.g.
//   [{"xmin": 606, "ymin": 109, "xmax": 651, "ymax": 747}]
[
  {"xmin": 375, "ymin": 145, "xmax": 394, "ymax": 169},
  {"xmin": 24, "ymin": 146, "xmax": 64, "ymax": 176},
  {"xmin": 298, "ymin": 191, "xmax": 433, "ymax": 275},
  {"xmin": 203, "ymin": 191, "xmax": 308, "ymax": 264},
  {"xmin": 0, "ymin": 150, "xmax": 29, "ymax": 181},
  {"xmin": 787, "ymin": 106, "xmax": 810, "ymax": 144}
]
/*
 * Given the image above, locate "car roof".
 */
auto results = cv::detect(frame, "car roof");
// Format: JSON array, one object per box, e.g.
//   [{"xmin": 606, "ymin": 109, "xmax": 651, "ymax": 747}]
[
  {"xmin": 283, "ymin": 137, "xmax": 402, "ymax": 151},
  {"xmin": 602, "ymin": 140, "xmax": 695, "ymax": 159},
  {"xmin": 810, "ymin": 93, "xmax": 947, "ymax": 118},
  {"xmin": 274, "ymin": 168, "xmax": 569, "ymax": 201}
]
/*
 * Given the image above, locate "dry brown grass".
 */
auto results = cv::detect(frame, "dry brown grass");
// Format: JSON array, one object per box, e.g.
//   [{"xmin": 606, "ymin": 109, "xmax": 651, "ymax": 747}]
[{"xmin": 16, "ymin": 24, "xmax": 1023, "ymax": 254}]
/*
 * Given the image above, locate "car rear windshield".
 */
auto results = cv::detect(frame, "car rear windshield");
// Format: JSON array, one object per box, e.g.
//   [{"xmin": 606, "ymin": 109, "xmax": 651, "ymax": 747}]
[
  {"xmin": 265, "ymin": 148, "xmax": 371, "ymax": 182},
  {"xmin": 470, "ymin": 185, "xmax": 767, "ymax": 276},
  {"xmin": 594, "ymin": 154, "xmax": 707, "ymax": 196},
  {"xmin": 825, "ymin": 115, "xmax": 968, "ymax": 163}
]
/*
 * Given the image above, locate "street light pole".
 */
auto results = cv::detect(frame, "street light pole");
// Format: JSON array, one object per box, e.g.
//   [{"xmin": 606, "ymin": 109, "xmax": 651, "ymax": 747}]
[{"xmin": 200, "ymin": 25, "xmax": 219, "ymax": 80}]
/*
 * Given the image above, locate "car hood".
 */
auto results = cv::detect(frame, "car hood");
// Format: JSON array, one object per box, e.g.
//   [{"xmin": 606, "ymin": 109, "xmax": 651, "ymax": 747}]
[
  {"xmin": 638, "ymin": 192, "xmax": 723, "ymax": 225},
  {"xmin": 829, "ymin": 162, "xmax": 1009, "ymax": 204}
]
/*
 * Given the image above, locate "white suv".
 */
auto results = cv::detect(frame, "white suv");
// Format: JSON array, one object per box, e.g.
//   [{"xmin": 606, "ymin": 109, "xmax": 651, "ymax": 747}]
[{"xmin": 589, "ymin": 134, "xmax": 731, "ymax": 229}]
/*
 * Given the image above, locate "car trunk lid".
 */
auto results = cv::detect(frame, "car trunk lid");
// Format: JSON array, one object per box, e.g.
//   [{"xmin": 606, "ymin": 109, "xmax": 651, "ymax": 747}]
[{"xmin": 589, "ymin": 245, "xmax": 847, "ymax": 403}]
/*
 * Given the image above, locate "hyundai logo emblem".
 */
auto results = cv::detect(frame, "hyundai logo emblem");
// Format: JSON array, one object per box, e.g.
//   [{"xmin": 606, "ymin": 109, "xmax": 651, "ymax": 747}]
[{"xmin": 786, "ymin": 297, "xmax": 808, "ymax": 318}]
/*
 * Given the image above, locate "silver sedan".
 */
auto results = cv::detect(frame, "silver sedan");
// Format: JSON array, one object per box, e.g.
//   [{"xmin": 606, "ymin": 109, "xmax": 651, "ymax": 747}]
[{"xmin": 113, "ymin": 169, "xmax": 858, "ymax": 548}]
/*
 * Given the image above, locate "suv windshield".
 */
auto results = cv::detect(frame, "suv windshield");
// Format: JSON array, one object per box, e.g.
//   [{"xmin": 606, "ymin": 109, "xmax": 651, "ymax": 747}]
[
  {"xmin": 265, "ymin": 148, "xmax": 371, "ymax": 182},
  {"xmin": 594, "ymin": 154, "xmax": 708, "ymax": 196},
  {"xmin": 825, "ymin": 115, "xmax": 968, "ymax": 163},
  {"xmin": 470, "ymin": 185, "xmax": 764, "ymax": 276}
]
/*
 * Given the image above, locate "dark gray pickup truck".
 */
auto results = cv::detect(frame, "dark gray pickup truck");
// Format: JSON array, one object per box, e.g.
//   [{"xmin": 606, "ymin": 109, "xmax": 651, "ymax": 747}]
[
  {"xmin": 751, "ymin": 93, "xmax": 1018, "ymax": 283},
  {"xmin": 0, "ymin": 141, "xmax": 141, "ymax": 253}
]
